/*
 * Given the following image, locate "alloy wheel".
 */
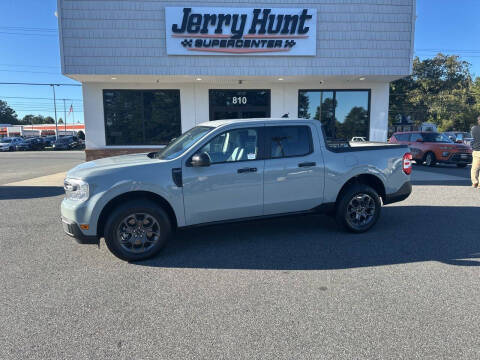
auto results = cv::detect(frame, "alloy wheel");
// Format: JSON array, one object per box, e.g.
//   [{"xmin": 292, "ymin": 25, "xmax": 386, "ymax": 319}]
[
  {"xmin": 116, "ymin": 212, "xmax": 161, "ymax": 254},
  {"xmin": 345, "ymin": 193, "xmax": 376, "ymax": 229}
]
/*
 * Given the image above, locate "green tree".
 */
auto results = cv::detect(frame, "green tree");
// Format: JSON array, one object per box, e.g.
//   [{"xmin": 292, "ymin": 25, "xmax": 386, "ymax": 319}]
[
  {"xmin": 0, "ymin": 100, "xmax": 19, "ymax": 124},
  {"xmin": 58, "ymin": 117, "xmax": 64, "ymax": 124},
  {"xmin": 44, "ymin": 116, "xmax": 55, "ymax": 124},
  {"xmin": 20, "ymin": 115, "xmax": 47, "ymax": 125},
  {"xmin": 389, "ymin": 54, "xmax": 479, "ymax": 132}
]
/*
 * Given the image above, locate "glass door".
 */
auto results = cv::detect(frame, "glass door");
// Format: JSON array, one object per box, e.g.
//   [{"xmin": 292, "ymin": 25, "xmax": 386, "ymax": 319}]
[{"xmin": 209, "ymin": 89, "xmax": 271, "ymax": 120}]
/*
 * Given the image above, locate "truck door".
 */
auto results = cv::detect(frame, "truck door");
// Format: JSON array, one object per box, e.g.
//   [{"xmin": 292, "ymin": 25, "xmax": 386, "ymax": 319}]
[
  {"xmin": 263, "ymin": 124, "xmax": 325, "ymax": 215},
  {"xmin": 182, "ymin": 126, "xmax": 265, "ymax": 225}
]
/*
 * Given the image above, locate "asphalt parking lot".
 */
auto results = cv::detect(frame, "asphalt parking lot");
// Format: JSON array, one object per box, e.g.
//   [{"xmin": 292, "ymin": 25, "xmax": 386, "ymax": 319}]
[{"xmin": 1, "ymin": 152, "xmax": 479, "ymax": 359}]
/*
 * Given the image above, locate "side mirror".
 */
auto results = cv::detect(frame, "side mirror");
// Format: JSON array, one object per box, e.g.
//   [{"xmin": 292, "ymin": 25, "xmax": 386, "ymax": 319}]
[
  {"xmin": 416, "ymin": 138, "xmax": 423, "ymax": 142},
  {"xmin": 190, "ymin": 152, "xmax": 211, "ymax": 167}
]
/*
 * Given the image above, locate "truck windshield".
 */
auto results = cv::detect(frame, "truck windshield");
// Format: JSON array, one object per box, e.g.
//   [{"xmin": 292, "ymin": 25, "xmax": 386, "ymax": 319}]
[{"xmin": 156, "ymin": 126, "xmax": 213, "ymax": 160}]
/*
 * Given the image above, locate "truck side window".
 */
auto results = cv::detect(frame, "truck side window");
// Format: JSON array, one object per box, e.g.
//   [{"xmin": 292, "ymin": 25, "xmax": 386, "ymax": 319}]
[
  {"xmin": 199, "ymin": 128, "xmax": 259, "ymax": 164},
  {"xmin": 267, "ymin": 126, "xmax": 313, "ymax": 159}
]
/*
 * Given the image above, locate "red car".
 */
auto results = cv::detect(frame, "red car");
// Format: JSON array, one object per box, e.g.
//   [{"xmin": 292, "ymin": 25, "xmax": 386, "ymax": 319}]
[{"xmin": 389, "ymin": 131, "xmax": 472, "ymax": 167}]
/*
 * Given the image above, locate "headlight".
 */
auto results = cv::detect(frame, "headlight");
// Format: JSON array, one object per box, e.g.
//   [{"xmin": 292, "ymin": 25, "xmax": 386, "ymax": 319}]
[{"xmin": 64, "ymin": 178, "xmax": 89, "ymax": 201}]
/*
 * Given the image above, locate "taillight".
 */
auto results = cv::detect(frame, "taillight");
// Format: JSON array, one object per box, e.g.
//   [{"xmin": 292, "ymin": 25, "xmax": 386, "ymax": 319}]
[{"xmin": 403, "ymin": 153, "xmax": 412, "ymax": 175}]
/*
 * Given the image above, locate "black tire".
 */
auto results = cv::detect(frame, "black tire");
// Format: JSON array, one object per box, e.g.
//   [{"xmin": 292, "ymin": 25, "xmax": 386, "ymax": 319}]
[
  {"xmin": 9, "ymin": 146, "xmax": 14, "ymax": 152},
  {"xmin": 424, "ymin": 152, "xmax": 436, "ymax": 167},
  {"xmin": 104, "ymin": 199, "xmax": 172, "ymax": 262},
  {"xmin": 335, "ymin": 184, "xmax": 381, "ymax": 233},
  {"xmin": 456, "ymin": 163, "xmax": 467, "ymax": 168}
]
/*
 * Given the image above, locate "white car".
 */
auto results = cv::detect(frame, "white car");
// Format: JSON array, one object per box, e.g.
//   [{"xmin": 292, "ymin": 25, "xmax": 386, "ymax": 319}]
[
  {"xmin": 0, "ymin": 137, "xmax": 23, "ymax": 151},
  {"xmin": 351, "ymin": 137, "xmax": 367, "ymax": 142}
]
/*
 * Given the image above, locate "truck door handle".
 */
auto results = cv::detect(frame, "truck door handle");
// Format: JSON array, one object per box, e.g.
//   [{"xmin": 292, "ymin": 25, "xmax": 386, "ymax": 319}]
[
  {"xmin": 237, "ymin": 167, "xmax": 257, "ymax": 173},
  {"xmin": 298, "ymin": 162, "xmax": 316, "ymax": 167}
]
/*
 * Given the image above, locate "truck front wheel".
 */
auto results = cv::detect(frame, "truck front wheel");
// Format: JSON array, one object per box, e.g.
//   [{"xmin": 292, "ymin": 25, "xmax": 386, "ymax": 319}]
[
  {"xmin": 335, "ymin": 184, "xmax": 381, "ymax": 233},
  {"xmin": 104, "ymin": 200, "xmax": 172, "ymax": 262}
]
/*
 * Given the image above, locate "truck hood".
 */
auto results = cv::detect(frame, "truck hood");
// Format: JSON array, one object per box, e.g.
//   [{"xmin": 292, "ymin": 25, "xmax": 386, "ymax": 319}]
[{"xmin": 66, "ymin": 152, "xmax": 165, "ymax": 179}]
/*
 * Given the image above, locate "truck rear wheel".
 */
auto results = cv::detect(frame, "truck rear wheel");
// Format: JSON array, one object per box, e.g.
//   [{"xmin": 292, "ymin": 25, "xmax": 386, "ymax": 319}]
[
  {"xmin": 335, "ymin": 184, "xmax": 381, "ymax": 233},
  {"xmin": 104, "ymin": 200, "xmax": 172, "ymax": 262}
]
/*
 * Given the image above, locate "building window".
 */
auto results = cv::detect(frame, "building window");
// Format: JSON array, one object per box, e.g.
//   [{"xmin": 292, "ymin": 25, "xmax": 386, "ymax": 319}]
[
  {"xmin": 298, "ymin": 90, "xmax": 370, "ymax": 141},
  {"xmin": 103, "ymin": 89, "xmax": 181, "ymax": 146},
  {"xmin": 209, "ymin": 89, "xmax": 270, "ymax": 120}
]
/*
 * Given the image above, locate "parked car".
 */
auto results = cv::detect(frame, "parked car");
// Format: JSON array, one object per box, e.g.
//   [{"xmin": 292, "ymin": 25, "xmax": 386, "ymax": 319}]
[
  {"xmin": 62, "ymin": 118, "xmax": 413, "ymax": 262},
  {"xmin": 389, "ymin": 131, "xmax": 472, "ymax": 167},
  {"xmin": 52, "ymin": 136, "xmax": 78, "ymax": 150},
  {"xmin": 351, "ymin": 137, "xmax": 367, "ymax": 142},
  {"xmin": 0, "ymin": 137, "xmax": 23, "ymax": 151},
  {"xmin": 443, "ymin": 131, "xmax": 473, "ymax": 146},
  {"xmin": 42, "ymin": 135, "xmax": 57, "ymax": 147},
  {"xmin": 15, "ymin": 137, "xmax": 45, "ymax": 151}
]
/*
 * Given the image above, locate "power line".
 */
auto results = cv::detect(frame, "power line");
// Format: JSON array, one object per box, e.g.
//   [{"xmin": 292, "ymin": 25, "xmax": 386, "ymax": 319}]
[
  {"xmin": 0, "ymin": 31, "xmax": 57, "ymax": 37},
  {"xmin": 1, "ymin": 96, "xmax": 82, "ymax": 101},
  {"xmin": 0, "ymin": 69, "xmax": 61, "ymax": 75},
  {"xmin": 0, "ymin": 26, "xmax": 56, "ymax": 32},
  {"xmin": 0, "ymin": 64, "xmax": 60, "ymax": 69},
  {"xmin": 0, "ymin": 82, "xmax": 81, "ymax": 86}
]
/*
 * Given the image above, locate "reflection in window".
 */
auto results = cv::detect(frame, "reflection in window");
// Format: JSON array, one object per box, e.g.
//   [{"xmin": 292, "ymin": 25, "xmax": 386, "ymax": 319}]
[
  {"xmin": 267, "ymin": 126, "xmax": 312, "ymax": 158},
  {"xmin": 104, "ymin": 90, "xmax": 181, "ymax": 146},
  {"xmin": 298, "ymin": 90, "xmax": 370, "ymax": 141}
]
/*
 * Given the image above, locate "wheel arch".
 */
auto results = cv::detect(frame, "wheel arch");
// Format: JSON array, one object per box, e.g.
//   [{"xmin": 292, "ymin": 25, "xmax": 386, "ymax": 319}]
[
  {"xmin": 335, "ymin": 174, "xmax": 386, "ymax": 205},
  {"xmin": 97, "ymin": 191, "xmax": 178, "ymax": 237}
]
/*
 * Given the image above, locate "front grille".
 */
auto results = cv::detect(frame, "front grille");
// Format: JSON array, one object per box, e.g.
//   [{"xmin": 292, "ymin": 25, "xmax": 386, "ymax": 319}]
[{"xmin": 451, "ymin": 153, "xmax": 472, "ymax": 162}]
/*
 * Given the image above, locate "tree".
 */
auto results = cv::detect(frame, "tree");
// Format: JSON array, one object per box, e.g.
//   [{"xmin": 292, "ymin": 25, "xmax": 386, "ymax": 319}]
[
  {"xmin": 0, "ymin": 100, "xmax": 19, "ymax": 124},
  {"xmin": 44, "ymin": 116, "xmax": 55, "ymax": 124},
  {"xmin": 20, "ymin": 115, "xmax": 47, "ymax": 125},
  {"xmin": 389, "ymin": 54, "xmax": 479, "ymax": 132},
  {"xmin": 58, "ymin": 117, "xmax": 64, "ymax": 124}
]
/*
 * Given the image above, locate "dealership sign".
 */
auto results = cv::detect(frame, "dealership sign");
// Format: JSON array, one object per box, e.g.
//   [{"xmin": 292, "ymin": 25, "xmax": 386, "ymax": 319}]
[{"xmin": 165, "ymin": 7, "xmax": 316, "ymax": 56}]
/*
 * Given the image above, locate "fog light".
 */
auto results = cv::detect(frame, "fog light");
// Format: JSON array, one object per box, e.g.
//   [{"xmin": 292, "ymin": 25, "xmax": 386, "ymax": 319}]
[{"xmin": 442, "ymin": 152, "xmax": 449, "ymax": 157}]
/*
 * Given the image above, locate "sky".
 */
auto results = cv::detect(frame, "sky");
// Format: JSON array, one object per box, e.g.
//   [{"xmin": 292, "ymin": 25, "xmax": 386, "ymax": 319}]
[{"xmin": 0, "ymin": 0, "xmax": 479, "ymax": 124}]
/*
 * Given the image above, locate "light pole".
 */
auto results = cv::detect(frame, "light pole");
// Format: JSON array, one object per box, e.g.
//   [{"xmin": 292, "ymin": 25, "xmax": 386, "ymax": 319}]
[
  {"xmin": 63, "ymin": 98, "xmax": 67, "ymax": 134},
  {"xmin": 51, "ymin": 85, "xmax": 59, "ymax": 140}
]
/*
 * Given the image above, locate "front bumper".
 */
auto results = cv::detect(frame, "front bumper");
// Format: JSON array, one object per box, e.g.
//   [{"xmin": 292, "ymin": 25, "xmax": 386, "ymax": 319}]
[
  {"xmin": 384, "ymin": 182, "xmax": 412, "ymax": 205},
  {"xmin": 443, "ymin": 153, "xmax": 472, "ymax": 164},
  {"xmin": 61, "ymin": 217, "xmax": 99, "ymax": 245}
]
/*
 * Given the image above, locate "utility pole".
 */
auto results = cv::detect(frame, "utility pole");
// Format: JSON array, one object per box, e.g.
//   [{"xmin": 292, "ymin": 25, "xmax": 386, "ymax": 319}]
[
  {"xmin": 51, "ymin": 85, "xmax": 59, "ymax": 140},
  {"xmin": 63, "ymin": 99, "xmax": 67, "ymax": 134}
]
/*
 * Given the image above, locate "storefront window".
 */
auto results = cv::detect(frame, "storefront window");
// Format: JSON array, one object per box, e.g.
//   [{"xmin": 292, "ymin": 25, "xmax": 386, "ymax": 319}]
[
  {"xmin": 103, "ymin": 90, "xmax": 181, "ymax": 146},
  {"xmin": 298, "ymin": 90, "xmax": 370, "ymax": 141},
  {"xmin": 209, "ymin": 89, "xmax": 270, "ymax": 120}
]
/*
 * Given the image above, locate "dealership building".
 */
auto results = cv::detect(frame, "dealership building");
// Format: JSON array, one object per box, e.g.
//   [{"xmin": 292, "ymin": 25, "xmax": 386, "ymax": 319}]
[{"xmin": 57, "ymin": 0, "xmax": 416, "ymax": 160}]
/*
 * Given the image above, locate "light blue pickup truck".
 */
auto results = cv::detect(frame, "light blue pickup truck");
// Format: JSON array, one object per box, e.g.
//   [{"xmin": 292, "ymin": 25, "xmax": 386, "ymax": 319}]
[{"xmin": 61, "ymin": 118, "xmax": 412, "ymax": 261}]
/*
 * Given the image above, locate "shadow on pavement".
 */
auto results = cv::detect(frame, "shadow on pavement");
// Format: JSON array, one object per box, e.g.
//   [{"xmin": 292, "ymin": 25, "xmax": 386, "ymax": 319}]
[
  {"xmin": 0, "ymin": 186, "xmax": 64, "ymax": 200},
  {"xmin": 137, "ymin": 205, "xmax": 480, "ymax": 270}
]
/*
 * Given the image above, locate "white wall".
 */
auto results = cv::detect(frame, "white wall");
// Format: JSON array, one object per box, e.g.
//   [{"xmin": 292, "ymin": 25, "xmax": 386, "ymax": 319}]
[{"xmin": 82, "ymin": 79, "xmax": 389, "ymax": 149}]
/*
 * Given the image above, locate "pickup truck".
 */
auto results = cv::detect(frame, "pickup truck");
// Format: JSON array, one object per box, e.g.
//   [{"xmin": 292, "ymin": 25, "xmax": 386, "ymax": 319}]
[{"xmin": 61, "ymin": 118, "xmax": 412, "ymax": 261}]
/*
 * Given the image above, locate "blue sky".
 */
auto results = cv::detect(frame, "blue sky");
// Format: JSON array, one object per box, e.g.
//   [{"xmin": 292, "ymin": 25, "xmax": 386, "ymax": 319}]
[{"xmin": 0, "ymin": 0, "xmax": 479, "ymax": 123}]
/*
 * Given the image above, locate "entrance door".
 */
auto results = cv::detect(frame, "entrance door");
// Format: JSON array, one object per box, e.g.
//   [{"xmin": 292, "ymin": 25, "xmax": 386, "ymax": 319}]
[{"xmin": 209, "ymin": 89, "xmax": 270, "ymax": 120}]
